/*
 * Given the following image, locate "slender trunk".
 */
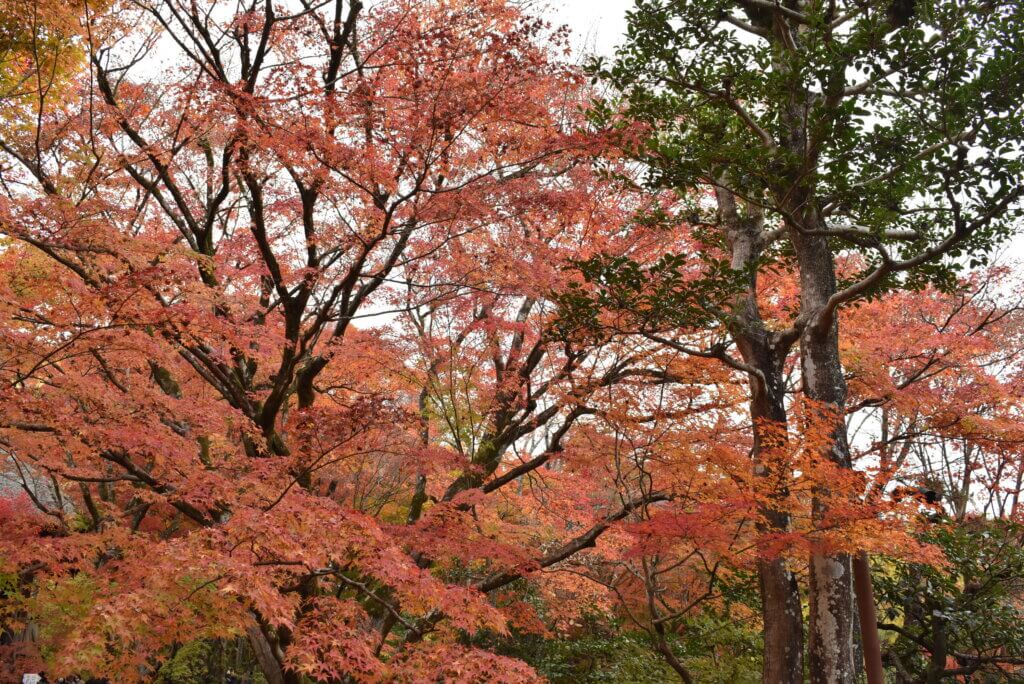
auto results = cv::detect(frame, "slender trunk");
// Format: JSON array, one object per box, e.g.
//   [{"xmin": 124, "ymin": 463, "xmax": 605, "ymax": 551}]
[
  {"xmin": 926, "ymin": 614, "xmax": 947, "ymax": 684},
  {"xmin": 408, "ymin": 387, "xmax": 431, "ymax": 524},
  {"xmin": 957, "ymin": 441, "xmax": 973, "ymax": 521},
  {"xmin": 1011, "ymin": 467, "xmax": 1024, "ymax": 518},
  {"xmin": 853, "ymin": 551, "xmax": 885, "ymax": 684},
  {"xmin": 654, "ymin": 625, "xmax": 696, "ymax": 684}
]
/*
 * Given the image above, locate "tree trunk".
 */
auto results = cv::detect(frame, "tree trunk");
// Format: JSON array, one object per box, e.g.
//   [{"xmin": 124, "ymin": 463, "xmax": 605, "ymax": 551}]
[
  {"xmin": 793, "ymin": 227, "xmax": 856, "ymax": 684},
  {"xmin": 718, "ymin": 189, "xmax": 805, "ymax": 684},
  {"xmin": 853, "ymin": 551, "xmax": 885, "ymax": 684},
  {"xmin": 246, "ymin": 624, "xmax": 285, "ymax": 684},
  {"xmin": 654, "ymin": 623, "xmax": 696, "ymax": 684},
  {"xmin": 758, "ymin": 554, "xmax": 805, "ymax": 683},
  {"xmin": 926, "ymin": 613, "xmax": 948, "ymax": 684},
  {"xmin": 746, "ymin": 347, "xmax": 805, "ymax": 684}
]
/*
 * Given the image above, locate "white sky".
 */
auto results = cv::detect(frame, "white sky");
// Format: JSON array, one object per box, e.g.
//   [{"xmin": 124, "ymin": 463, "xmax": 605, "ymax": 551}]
[{"xmin": 547, "ymin": 0, "xmax": 632, "ymax": 58}]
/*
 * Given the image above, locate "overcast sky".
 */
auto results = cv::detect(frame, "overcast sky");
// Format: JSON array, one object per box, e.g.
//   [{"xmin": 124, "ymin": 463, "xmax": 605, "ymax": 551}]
[{"xmin": 548, "ymin": 0, "xmax": 632, "ymax": 58}]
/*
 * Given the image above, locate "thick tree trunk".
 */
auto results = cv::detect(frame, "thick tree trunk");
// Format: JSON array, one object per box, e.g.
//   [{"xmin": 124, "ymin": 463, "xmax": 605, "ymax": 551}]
[
  {"xmin": 718, "ymin": 189, "xmax": 804, "ymax": 683},
  {"xmin": 746, "ymin": 345, "xmax": 805, "ymax": 684},
  {"xmin": 757, "ymin": 540, "xmax": 805, "ymax": 683},
  {"xmin": 926, "ymin": 613, "xmax": 948, "ymax": 684},
  {"xmin": 807, "ymin": 549, "xmax": 855, "ymax": 683},
  {"xmin": 793, "ymin": 228, "xmax": 856, "ymax": 684},
  {"xmin": 246, "ymin": 623, "xmax": 285, "ymax": 684}
]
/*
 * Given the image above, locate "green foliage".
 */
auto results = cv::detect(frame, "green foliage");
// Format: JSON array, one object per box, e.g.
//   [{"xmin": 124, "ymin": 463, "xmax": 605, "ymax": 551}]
[
  {"xmin": 597, "ymin": 0, "xmax": 1024, "ymax": 297},
  {"xmin": 0, "ymin": 571, "xmax": 15, "ymax": 595},
  {"xmin": 673, "ymin": 608, "xmax": 762, "ymax": 684},
  {"xmin": 156, "ymin": 639, "xmax": 268, "ymax": 684},
  {"xmin": 874, "ymin": 519, "xmax": 1024, "ymax": 680},
  {"xmin": 494, "ymin": 611, "xmax": 764, "ymax": 683},
  {"xmin": 30, "ymin": 574, "xmax": 102, "ymax": 667},
  {"xmin": 555, "ymin": 252, "xmax": 744, "ymax": 341},
  {"xmin": 664, "ymin": 572, "xmax": 763, "ymax": 683},
  {"xmin": 497, "ymin": 628, "xmax": 681, "ymax": 683},
  {"xmin": 487, "ymin": 596, "xmax": 764, "ymax": 683},
  {"xmin": 156, "ymin": 641, "xmax": 219, "ymax": 684}
]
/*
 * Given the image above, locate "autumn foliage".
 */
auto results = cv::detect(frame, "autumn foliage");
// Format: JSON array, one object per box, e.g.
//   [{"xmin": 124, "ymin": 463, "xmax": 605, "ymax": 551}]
[{"xmin": 1, "ymin": 0, "xmax": 1023, "ymax": 682}]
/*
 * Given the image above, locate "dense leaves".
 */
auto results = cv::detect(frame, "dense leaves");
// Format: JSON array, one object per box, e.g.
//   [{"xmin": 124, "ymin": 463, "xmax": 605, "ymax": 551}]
[{"xmin": 1, "ymin": 0, "xmax": 1023, "ymax": 682}]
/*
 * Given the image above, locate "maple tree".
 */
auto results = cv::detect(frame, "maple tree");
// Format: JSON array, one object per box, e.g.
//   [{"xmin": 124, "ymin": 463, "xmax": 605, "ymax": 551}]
[
  {"xmin": 836, "ymin": 265, "xmax": 1024, "ymax": 680},
  {"xmin": 0, "ymin": 0, "xmax": 89, "ymax": 105},
  {"xmin": 0, "ymin": 0, "xmax": 734, "ymax": 679},
  {"xmin": 0, "ymin": 0, "xmax": 671, "ymax": 680},
  {"xmin": 1, "ymin": 0, "xmax": 1024, "ymax": 682},
  {"xmin": 556, "ymin": 252, "xmax": 1024, "ymax": 681},
  {"xmin": 843, "ymin": 267, "xmax": 1024, "ymax": 508}
]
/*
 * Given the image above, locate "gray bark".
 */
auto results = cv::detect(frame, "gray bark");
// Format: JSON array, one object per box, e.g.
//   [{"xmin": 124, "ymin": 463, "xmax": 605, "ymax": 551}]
[{"xmin": 791, "ymin": 223, "xmax": 856, "ymax": 684}]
